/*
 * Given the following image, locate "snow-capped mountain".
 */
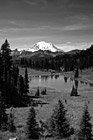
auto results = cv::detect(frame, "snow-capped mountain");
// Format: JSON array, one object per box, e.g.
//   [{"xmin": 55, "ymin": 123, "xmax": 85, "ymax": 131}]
[{"xmin": 27, "ymin": 41, "xmax": 63, "ymax": 52}]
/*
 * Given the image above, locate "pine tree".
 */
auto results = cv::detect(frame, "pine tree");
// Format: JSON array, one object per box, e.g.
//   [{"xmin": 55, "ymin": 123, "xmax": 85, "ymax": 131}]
[
  {"xmin": 0, "ymin": 52, "xmax": 3, "ymax": 92},
  {"xmin": 17, "ymin": 75, "xmax": 25, "ymax": 97},
  {"xmin": 35, "ymin": 87, "xmax": 40, "ymax": 97},
  {"xmin": 70, "ymin": 85, "xmax": 78, "ymax": 96},
  {"xmin": 24, "ymin": 68, "xmax": 29, "ymax": 95},
  {"xmin": 26, "ymin": 106, "xmax": 39, "ymax": 139},
  {"xmin": 8, "ymin": 107, "xmax": 16, "ymax": 132},
  {"xmin": 74, "ymin": 68, "xmax": 79, "ymax": 78},
  {"xmin": 1, "ymin": 40, "xmax": 12, "ymax": 82},
  {"xmin": 17, "ymin": 75, "xmax": 25, "ymax": 106},
  {"xmin": 50, "ymin": 100, "xmax": 70, "ymax": 139},
  {"xmin": 0, "ymin": 40, "xmax": 13, "ymax": 106},
  {"xmin": 78, "ymin": 104, "xmax": 93, "ymax": 140},
  {"xmin": 0, "ymin": 92, "xmax": 7, "ymax": 131}
]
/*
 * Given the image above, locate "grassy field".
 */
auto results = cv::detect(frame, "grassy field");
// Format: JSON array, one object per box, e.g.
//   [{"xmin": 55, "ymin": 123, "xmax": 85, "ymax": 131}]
[{"xmin": 1, "ymin": 67, "xmax": 93, "ymax": 140}]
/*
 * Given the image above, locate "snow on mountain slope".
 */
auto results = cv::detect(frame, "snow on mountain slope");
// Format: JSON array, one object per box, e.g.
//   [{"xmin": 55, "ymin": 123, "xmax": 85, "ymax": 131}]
[{"xmin": 27, "ymin": 41, "xmax": 62, "ymax": 52}]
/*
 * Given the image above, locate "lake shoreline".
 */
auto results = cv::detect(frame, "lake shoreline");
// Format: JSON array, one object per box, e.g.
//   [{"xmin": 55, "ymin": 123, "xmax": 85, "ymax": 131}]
[
  {"xmin": 61, "ymin": 68, "xmax": 93, "ymax": 85},
  {"xmin": 20, "ymin": 67, "xmax": 93, "ymax": 85}
]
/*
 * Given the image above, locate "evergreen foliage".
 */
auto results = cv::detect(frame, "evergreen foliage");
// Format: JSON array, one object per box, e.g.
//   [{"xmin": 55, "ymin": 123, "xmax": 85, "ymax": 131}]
[
  {"xmin": 17, "ymin": 75, "xmax": 25, "ymax": 97},
  {"xmin": 74, "ymin": 68, "xmax": 79, "ymax": 78},
  {"xmin": 78, "ymin": 104, "xmax": 93, "ymax": 140},
  {"xmin": 41, "ymin": 88, "xmax": 47, "ymax": 95},
  {"xmin": 70, "ymin": 85, "xmax": 78, "ymax": 96},
  {"xmin": 35, "ymin": 87, "xmax": 40, "ymax": 97},
  {"xmin": 26, "ymin": 106, "xmax": 39, "ymax": 139},
  {"xmin": 0, "ymin": 40, "xmax": 30, "ymax": 107},
  {"xmin": 16, "ymin": 44, "xmax": 93, "ymax": 71},
  {"xmin": 0, "ymin": 92, "xmax": 7, "ymax": 131},
  {"xmin": 24, "ymin": 68, "xmax": 29, "ymax": 95},
  {"xmin": 8, "ymin": 107, "xmax": 16, "ymax": 132},
  {"xmin": 49, "ymin": 100, "xmax": 70, "ymax": 139}
]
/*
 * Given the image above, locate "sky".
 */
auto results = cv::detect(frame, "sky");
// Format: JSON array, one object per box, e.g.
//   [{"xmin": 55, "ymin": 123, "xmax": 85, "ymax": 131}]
[{"xmin": 0, "ymin": 0, "xmax": 93, "ymax": 51}]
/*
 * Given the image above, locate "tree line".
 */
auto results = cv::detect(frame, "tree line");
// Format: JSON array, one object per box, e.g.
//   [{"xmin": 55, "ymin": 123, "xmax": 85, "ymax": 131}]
[
  {"xmin": 17, "ymin": 44, "xmax": 93, "ymax": 71},
  {"xmin": 0, "ymin": 40, "xmax": 29, "ymax": 107}
]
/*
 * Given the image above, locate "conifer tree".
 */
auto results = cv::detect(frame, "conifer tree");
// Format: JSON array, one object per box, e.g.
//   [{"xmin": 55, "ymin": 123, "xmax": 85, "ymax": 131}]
[
  {"xmin": 12, "ymin": 65, "xmax": 19, "ymax": 86},
  {"xmin": 17, "ymin": 75, "xmax": 25, "ymax": 106},
  {"xmin": 0, "ymin": 52, "xmax": 3, "ymax": 92},
  {"xmin": 24, "ymin": 68, "xmax": 29, "ymax": 95},
  {"xmin": 74, "ymin": 68, "xmax": 79, "ymax": 78},
  {"xmin": 0, "ymin": 40, "xmax": 12, "ymax": 105},
  {"xmin": 17, "ymin": 75, "xmax": 25, "ymax": 97},
  {"xmin": 78, "ymin": 104, "xmax": 93, "ymax": 140},
  {"xmin": 0, "ymin": 92, "xmax": 7, "ymax": 131},
  {"xmin": 35, "ymin": 87, "xmax": 40, "ymax": 97},
  {"xmin": 70, "ymin": 85, "xmax": 78, "ymax": 96},
  {"xmin": 70, "ymin": 85, "xmax": 75, "ymax": 96},
  {"xmin": 8, "ymin": 107, "xmax": 16, "ymax": 132},
  {"xmin": 1, "ymin": 40, "xmax": 12, "ymax": 82},
  {"xmin": 50, "ymin": 100, "xmax": 70, "ymax": 139},
  {"xmin": 26, "ymin": 106, "xmax": 39, "ymax": 139}
]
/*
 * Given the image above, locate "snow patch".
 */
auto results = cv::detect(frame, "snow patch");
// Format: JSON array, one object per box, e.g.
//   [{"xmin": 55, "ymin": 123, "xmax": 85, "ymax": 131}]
[{"xmin": 27, "ymin": 41, "xmax": 61, "ymax": 52}]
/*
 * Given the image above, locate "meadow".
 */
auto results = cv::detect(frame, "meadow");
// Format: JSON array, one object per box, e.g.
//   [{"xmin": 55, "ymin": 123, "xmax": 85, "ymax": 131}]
[{"xmin": 1, "ymin": 68, "xmax": 93, "ymax": 140}]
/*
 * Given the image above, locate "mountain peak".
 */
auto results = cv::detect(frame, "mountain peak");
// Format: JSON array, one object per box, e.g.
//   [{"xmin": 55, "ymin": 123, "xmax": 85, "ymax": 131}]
[{"xmin": 27, "ymin": 41, "xmax": 63, "ymax": 52}]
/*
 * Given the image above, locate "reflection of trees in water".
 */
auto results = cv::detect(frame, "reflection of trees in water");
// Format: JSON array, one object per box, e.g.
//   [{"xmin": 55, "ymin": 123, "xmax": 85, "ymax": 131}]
[
  {"xmin": 70, "ymin": 85, "xmax": 78, "ymax": 96},
  {"xmin": 41, "ymin": 76, "xmax": 45, "ymax": 81},
  {"xmin": 80, "ymin": 80, "xmax": 84, "ymax": 84},
  {"xmin": 55, "ymin": 75, "xmax": 59, "ymax": 79},
  {"xmin": 74, "ymin": 80, "xmax": 78, "ymax": 89},
  {"xmin": 41, "ymin": 75, "xmax": 49, "ymax": 82},
  {"xmin": 89, "ymin": 83, "xmax": 93, "ymax": 87},
  {"xmin": 64, "ymin": 77, "xmax": 68, "ymax": 83},
  {"xmin": 51, "ymin": 74, "xmax": 53, "ymax": 79},
  {"xmin": 70, "ymin": 77, "xmax": 73, "ymax": 82},
  {"xmin": 85, "ymin": 82, "xmax": 88, "ymax": 85}
]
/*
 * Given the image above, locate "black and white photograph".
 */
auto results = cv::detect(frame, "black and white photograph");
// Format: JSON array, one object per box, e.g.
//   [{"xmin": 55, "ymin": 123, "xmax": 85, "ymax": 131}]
[{"xmin": 0, "ymin": 0, "xmax": 93, "ymax": 139}]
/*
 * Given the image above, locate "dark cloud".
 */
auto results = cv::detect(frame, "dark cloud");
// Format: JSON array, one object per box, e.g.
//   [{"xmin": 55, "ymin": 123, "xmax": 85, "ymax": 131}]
[
  {"xmin": 17, "ymin": 0, "xmax": 47, "ymax": 7},
  {"xmin": 0, "ymin": 0, "xmax": 93, "ymax": 51},
  {"xmin": 46, "ymin": 0, "xmax": 93, "ymax": 9}
]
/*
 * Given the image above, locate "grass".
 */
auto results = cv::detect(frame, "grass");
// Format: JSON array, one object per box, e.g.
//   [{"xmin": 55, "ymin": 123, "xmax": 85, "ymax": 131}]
[
  {"xmin": 4, "ymin": 87, "xmax": 87, "ymax": 140},
  {"xmin": 1, "ymin": 67, "xmax": 93, "ymax": 139}
]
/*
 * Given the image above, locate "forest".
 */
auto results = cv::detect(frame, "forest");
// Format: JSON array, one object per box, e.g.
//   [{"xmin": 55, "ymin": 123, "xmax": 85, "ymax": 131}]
[
  {"xmin": 0, "ymin": 40, "xmax": 93, "ymax": 140},
  {"xmin": 15, "ymin": 44, "xmax": 93, "ymax": 71}
]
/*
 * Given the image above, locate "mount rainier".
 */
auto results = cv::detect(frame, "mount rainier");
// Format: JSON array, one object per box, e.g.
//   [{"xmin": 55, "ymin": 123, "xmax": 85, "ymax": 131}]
[{"xmin": 27, "ymin": 41, "xmax": 63, "ymax": 52}]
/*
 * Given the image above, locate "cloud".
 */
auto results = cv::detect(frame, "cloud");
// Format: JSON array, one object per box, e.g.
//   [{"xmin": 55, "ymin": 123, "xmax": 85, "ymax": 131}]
[
  {"xmin": 42, "ymin": 23, "xmax": 93, "ymax": 31},
  {"xmin": 45, "ymin": 0, "xmax": 93, "ymax": 9},
  {"xmin": 56, "ymin": 42, "xmax": 92, "ymax": 52},
  {"xmin": 19, "ymin": 0, "xmax": 47, "ymax": 7},
  {"xmin": 0, "ymin": 26, "xmax": 47, "ymax": 34},
  {"xmin": 63, "ymin": 24, "xmax": 90, "ymax": 31}
]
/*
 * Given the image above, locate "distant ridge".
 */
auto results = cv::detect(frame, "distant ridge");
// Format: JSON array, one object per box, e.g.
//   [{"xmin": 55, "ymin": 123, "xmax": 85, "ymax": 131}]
[{"xmin": 67, "ymin": 49, "xmax": 81, "ymax": 54}]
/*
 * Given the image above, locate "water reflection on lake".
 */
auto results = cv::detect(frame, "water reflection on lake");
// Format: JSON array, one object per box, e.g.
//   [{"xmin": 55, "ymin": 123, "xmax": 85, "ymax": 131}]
[{"xmin": 29, "ymin": 74, "xmax": 93, "ymax": 92}]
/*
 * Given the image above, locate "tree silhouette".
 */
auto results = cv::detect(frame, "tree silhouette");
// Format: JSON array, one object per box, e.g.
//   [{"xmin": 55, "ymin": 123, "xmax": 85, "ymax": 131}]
[
  {"xmin": 24, "ymin": 68, "xmax": 29, "ymax": 95},
  {"xmin": 78, "ymin": 104, "xmax": 93, "ymax": 140},
  {"xmin": 1, "ymin": 40, "xmax": 12, "ymax": 82},
  {"xmin": 8, "ymin": 106, "xmax": 16, "ymax": 132},
  {"xmin": 26, "ymin": 106, "xmax": 39, "ymax": 139},
  {"xmin": 50, "ymin": 100, "xmax": 70, "ymax": 139},
  {"xmin": 35, "ymin": 87, "xmax": 40, "ymax": 97},
  {"xmin": 74, "ymin": 68, "xmax": 79, "ymax": 78},
  {"xmin": 70, "ymin": 85, "xmax": 78, "ymax": 96},
  {"xmin": 0, "ymin": 92, "xmax": 7, "ymax": 131}
]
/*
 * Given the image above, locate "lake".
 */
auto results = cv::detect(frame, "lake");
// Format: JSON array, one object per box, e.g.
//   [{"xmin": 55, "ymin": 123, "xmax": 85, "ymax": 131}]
[{"xmin": 29, "ymin": 74, "xmax": 93, "ymax": 92}]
